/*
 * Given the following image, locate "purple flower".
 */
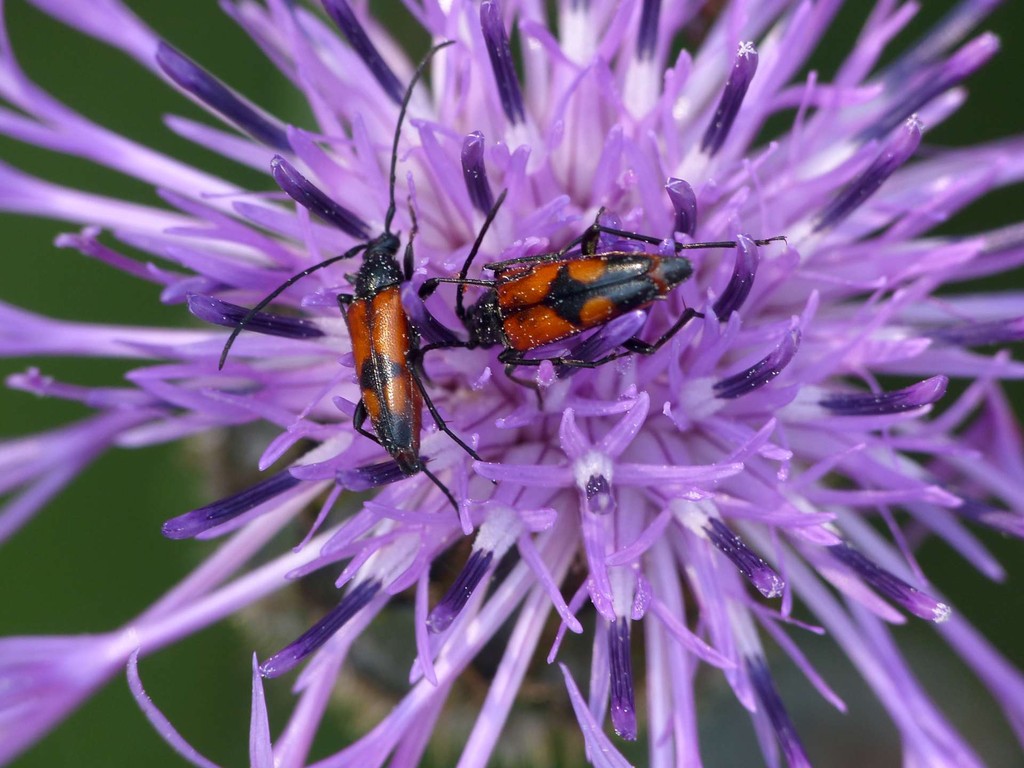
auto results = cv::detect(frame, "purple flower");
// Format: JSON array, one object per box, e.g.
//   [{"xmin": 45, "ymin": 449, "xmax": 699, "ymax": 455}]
[{"xmin": 2, "ymin": 1, "xmax": 1024, "ymax": 767}]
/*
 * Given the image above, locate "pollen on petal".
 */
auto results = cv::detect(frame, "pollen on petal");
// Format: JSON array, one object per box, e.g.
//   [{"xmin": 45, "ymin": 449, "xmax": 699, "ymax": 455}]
[
  {"xmin": 701, "ymin": 41, "xmax": 758, "ymax": 156},
  {"xmin": 814, "ymin": 115, "xmax": 923, "ymax": 232},
  {"xmin": 828, "ymin": 542, "xmax": 951, "ymax": 622}
]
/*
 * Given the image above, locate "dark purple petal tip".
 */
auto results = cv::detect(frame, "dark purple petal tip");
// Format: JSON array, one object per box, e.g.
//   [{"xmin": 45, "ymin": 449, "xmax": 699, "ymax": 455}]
[
  {"xmin": 585, "ymin": 474, "xmax": 616, "ymax": 514},
  {"xmin": 819, "ymin": 375, "xmax": 947, "ymax": 416},
  {"xmin": 746, "ymin": 657, "xmax": 812, "ymax": 768},
  {"xmin": 828, "ymin": 542, "xmax": 951, "ymax": 622},
  {"xmin": 636, "ymin": 0, "xmax": 662, "ymax": 60},
  {"xmin": 714, "ymin": 327, "xmax": 800, "ymax": 400},
  {"xmin": 187, "ymin": 294, "xmax": 324, "ymax": 339},
  {"xmin": 481, "ymin": 1, "xmax": 526, "ymax": 125},
  {"xmin": 956, "ymin": 498, "xmax": 1024, "ymax": 539},
  {"xmin": 260, "ymin": 580, "xmax": 382, "ymax": 678},
  {"xmin": 666, "ymin": 178, "xmax": 697, "ymax": 237},
  {"xmin": 336, "ymin": 459, "xmax": 412, "ymax": 491},
  {"xmin": 162, "ymin": 470, "xmax": 301, "ymax": 539},
  {"xmin": 427, "ymin": 549, "xmax": 495, "ymax": 633},
  {"xmin": 815, "ymin": 115, "xmax": 922, "ymax": 232},
  {"xmin": 271, "ymin": 156, "xmax": 370, "ymax": 239},
  {"xmin": 155, "ymin": 41, "xmax": 290, "ymax": 151},
  {"xmin": 461, "ymin": 131, "xmax": 495, "ymax": 214},
  {"xmin": 555, "ymin": 311, "xmax": 647, "ymax": 379},
  {"xmin": 712, "ymin": 235, "xmax": 759, "ymax": 318},
  {"xmin": 321, "ymin": 0, "xmax": 403, "ymax": 104},
  {"xmin": 609, "ymin": 618, "xmax": 637, "ymax": 740},
  {"xmin": 403, "ymin": 284, "xmax": 462, "ymax": 347},
  {"xmin": 701, "ymin": 41, "xmax": 758, "ymax": 155},
  {"xmin": 930, "ymin": 317, "xmax": 1024, "ymax": 347},
  {"xmin": 705, "ymin": 518, "xmax": 784, "ymax": 598}
]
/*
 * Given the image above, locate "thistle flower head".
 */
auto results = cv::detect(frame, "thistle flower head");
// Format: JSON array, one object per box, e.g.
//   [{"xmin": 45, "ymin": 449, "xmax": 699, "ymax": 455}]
[{"xmin": 2, "ymin": 1, "xmax": 1024, "ymax": 766}]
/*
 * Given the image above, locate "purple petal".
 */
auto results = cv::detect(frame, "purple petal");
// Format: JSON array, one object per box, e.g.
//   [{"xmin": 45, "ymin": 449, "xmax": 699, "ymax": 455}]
[
  {"xmin": 746, "ymin": 656, "xmax": 812, "ymax": 768},
  {"xmin": 866, "ymin": 34, "xmax": 999, "ymax": 141},
  {"xmin": 559, "ymin": 664, "xmax": 635, "ymax": 768},
  {"xmin": 155, "ymin": 42, "xmax": 289, "ymax": 151},
  {"xmin": 162, "ymin": 470, "xmax": 301, "ymax": 539},
  {"xmin": 819, "ymin": 375, "xmax": 947, "ymax": 416},
  {"xmin": 705, "ymin": 518, "xmax": 784, "ymax": 598},
  {"xmin": 608, "ymin": 618, "xmax": 637, "ymax": 740},
  {"xmin": 321, "ymin": 0, "xmax": 403, "ymax": 104},
  {"xmin": 666, "ymin": 177, "xmax": 697, "ymax": 237},
  {"xmin": 403, "ymin": 284, "xmax": 462, "ymax": 347},
  {"xmin": 187, "ymin": 294, "xmax": 325, "ymax": 339},
  {"xmin": 636, "ymin": 0, "xmax": 661, "ymax": 60},
  {"xmin": 461, "ymin": 131, "xmax": 495, "ymax": 214},
  {"xmin": 828, "ymin": 542, "xmax": 951, "ymax": 622},
  {"xmin": 249, "ymin": 655, "xmax": 272, "ymax": 768},
  {"xmin": 712, "ymin": 235, "xmax": 759, "ymax": 318},
  {"xmin": 427, "ymin": 548, "xmax": 494, "ymax": 633},
  {"xmin": 701, "ymin": 41, "xmax": 758, "ymax": 156},
  {"xmin": 337, "ymin": 458, "xmax": 412, "ymax": 491},
  {"xmin": 956, "ymin": 498, "xmax": 1024, "ymax": 539},
  {"xmin": 584, "ymin": 473, "xmax": 615, "ymax": 514},
  {"xmin": 556, "ymin": 311, "xmax": 647, "ymax": 379},
  {"xmin": 270, "ymin": 155, "xmax": 370, "ymax": 239},
  {"xmin": 714, "ymin": 327, "xmax": 801, "ymax": 399},
  {"xmin": 930, "ymin": 316, "xmax": 1024, "ymax": 347},
  {"xmin": 127, "ymin": 650, "xmax": 222, "ymax": 768},
  {"xmin": 815, "ymin": 115, "xmax": 922, "ymax": 231},
  {"xmin": 260, "ymin": 579, "xmax": 381, "ymax": 678},
  {"xmin": 481, "ymin": 2, "xmax": 526, "ymax": 125}
]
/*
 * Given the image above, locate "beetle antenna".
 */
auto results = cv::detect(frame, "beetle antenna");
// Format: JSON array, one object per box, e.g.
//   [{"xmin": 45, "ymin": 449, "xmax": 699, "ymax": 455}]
[
  {"xmin": 456, "ymin": 188, "xmax": 508, "ymax": 321},
  {"xmin": 383, "ymin": 40, "xmax": 455, "ymax": 235},
  {"xmin": 218, "ymin": 243, "xmax": 367, "ymax": 369}
]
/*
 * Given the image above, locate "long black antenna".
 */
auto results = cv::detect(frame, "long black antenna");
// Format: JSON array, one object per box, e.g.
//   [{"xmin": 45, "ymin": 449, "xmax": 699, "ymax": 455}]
[
  {"xmin": 217, "ymin": 243, "xmax": 368, "ymax": 369},
  {"xmin": 383, "ymin": 40, "xmax": 455, "ymax": 234},
  {"xmin": 218, "ymin": 40, "xmax": 454, "ymax": 370},
  {"xmin": 455, "ymin": 188, "xmax": 508, "ymax": 321}
]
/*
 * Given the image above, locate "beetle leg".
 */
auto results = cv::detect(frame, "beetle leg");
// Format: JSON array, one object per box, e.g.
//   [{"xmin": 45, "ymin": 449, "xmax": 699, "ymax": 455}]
[
  {"xmin": 403, "ymin": 194, "xmax": 418, "ymax": 281},
  {"xmin": 411, "ymin": 368, "xmax": 483, "ymax": 462},
  {"xmin": 421, "ymin": 464, "xmax": 460, "ymax": 512},
  {"xmin": 621, "ymin": 308, "xmax": 703, "ymax": 355},
  {"xmin": 352, "ymin": 400, "xmax": 382, "ymax": 446},
  {"xmin": 418, "ymin": 276, "xmax": 493, "ymax": 301}
]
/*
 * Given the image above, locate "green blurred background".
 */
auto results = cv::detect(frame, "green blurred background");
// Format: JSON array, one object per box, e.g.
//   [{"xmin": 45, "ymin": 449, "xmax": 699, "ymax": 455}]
[{"xmin": 0, "ymin": 1, "xmax": 1022, "ymax": 766}]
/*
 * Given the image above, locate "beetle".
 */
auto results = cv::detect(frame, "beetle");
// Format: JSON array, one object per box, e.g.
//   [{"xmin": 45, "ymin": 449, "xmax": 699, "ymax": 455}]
[
  {"xmin": 217, "ymin": 41, "xmax": 477, "ymax": 509},
  {"xmin": 419, "ymin": 191, "xmax": 785, "ymax": 379}
]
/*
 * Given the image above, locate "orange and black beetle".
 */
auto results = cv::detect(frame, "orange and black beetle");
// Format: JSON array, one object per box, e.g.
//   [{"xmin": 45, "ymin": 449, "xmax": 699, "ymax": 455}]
[
  {"xmin": 420, "ymin": 192, "xmax": 784, "ymax": 377},
  {"xmin": 218, "ymin": 42, "xmax": 475, "ymax": 509}
]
